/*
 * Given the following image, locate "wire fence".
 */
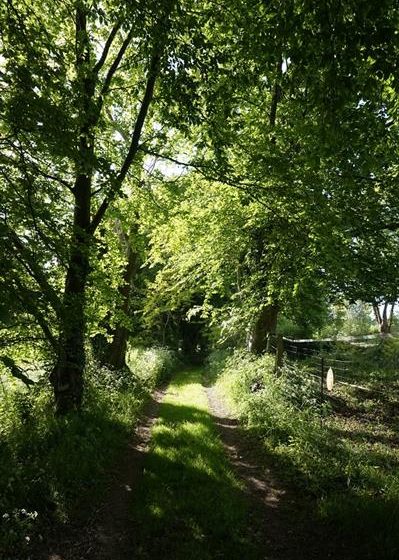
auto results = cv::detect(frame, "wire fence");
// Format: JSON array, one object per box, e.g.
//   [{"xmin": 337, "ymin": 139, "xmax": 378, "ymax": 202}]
[{"xmin": 269, "ymin": 334, "xmax": 396, "ymax": 401}]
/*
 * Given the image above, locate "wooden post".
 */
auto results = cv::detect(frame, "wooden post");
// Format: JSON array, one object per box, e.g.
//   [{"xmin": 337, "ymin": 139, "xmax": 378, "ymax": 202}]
[
  {"xmin": 275, "ymin": 334, "xmax": 284, "ymax": 374},
  {"xmin": 320, "ymin": 357, "xmax": 325, "ymax": 427}
]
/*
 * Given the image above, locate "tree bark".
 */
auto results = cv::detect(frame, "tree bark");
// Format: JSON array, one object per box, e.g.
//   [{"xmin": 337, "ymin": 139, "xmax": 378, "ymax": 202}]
[
  {"xmin": 373, "ymin": 302, "xmax": 394, "ymax": 335},
  {"xmin": 247, "ymin": 304, "xmax": 279, "ymax": 354},
  {"xmin": 106, "ymin": 242, "xmax": 139, "ymax": 369},
  {"xmin": 52, "ymin": 175, "xmax": 92, "ymax": 413},
  {"xmin": 51, "ymin": 6, "xmax": 94, "ymax": 413},
  {"xmin": 381, "ymin": 303, "xmax": 390, "ymax": 335}
]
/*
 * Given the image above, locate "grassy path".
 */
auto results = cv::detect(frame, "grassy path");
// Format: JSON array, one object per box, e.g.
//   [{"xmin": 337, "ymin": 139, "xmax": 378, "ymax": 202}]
[
  {"xmin": 48, "ymin": 366, "xmax": 357, "ymax": 560},
  {"xmin": 131, "ymin": 368, "xmax": 259, "ymax": 560}
]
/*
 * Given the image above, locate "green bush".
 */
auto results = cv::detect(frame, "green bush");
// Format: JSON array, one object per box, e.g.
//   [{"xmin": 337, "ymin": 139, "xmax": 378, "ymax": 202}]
[
  {"xmin": 214, "ymin": 349, "xmax": 323, "ymax": 420},
  {"xmin": 0, "ymin": 346, "xmax": 175, "ymax": 559},
  {"xmin": 126, "ymin": 345, "xmax": 177, "ymax": 387}
]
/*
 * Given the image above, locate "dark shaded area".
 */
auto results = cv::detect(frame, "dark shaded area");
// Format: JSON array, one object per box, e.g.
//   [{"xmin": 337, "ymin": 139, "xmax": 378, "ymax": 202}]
[
  {"xmin": 179, "ymin": 316, "xmax": 208, "ymax": 364},
  {"xmin": 0, "ymin": 407, "xmax": 128, "ymax": 558},
  {"xmin": 39, "ymin": 387, "xmax": 166, "ymax": 560},
  {"xmin": 206, "ymin": 384, "xmax": 363, "ymax": 560},
  {"xmin": 238, "ymin": 421, "xmax": 399, "ymax": 560},
  {"xmin": 149, "ymin": 304, "xmax": 209, "ymax": 365},
  {"xmin": 0, "ymin": 367, "xmax": 157, "ymax": 560}
]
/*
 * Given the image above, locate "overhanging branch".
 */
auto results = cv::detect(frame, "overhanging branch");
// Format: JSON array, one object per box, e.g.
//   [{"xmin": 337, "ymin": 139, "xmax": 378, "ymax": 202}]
[
  {"xmin": 90, "ymin": 44, "xmax": 164, "ymax": 233},
  {"xmin": 93, "ymin": 21, "xmax": 122, "ymax": 75},
  {"xmin": 3, "ymin": 223, "xmax": 62, "ymax": 319}
]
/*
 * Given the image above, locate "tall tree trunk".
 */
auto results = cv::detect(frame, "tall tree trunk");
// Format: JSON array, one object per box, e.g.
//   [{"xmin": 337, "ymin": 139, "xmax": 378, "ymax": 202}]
[
  {"xmin": 107, "ymin": 243, "xmax": 139, "ymax": 369},
  {"xmin": 51, "ymin": 6, "xmax": 94, "ymax": 413},
  {"xmin": 389, "ymin": 303, "xmax": 395, "ymax": 332},
  {"xmin": 52, "ymin": 175, "xmax": 91, "ymax": 413},
  {"xmin": 50, "ymin": 1, "xmax": 173, "ymax": 412},
  {"xmin": 247, "ymin": 304, "xmax": 279, "ymax": 354},
  {"xmin": 245, "ymin": 60, "xmax": 282, "ymax": 356},
  {"xmin": 373, "ymin": 302, "xmax": 394, "ymax": 335},
  {"xmin": 381, "ymin": 303, "xmax": 390, "ymax": 335}
]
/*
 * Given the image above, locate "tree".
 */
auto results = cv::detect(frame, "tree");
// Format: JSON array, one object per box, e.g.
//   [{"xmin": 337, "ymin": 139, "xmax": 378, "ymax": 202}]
[
  {"xmin": 373, "ymin": 302, "xmax": 396, "ymax": 335},
  {"xmin": 0, "ymin": 0, "xmax": 218, "ymax": 411},
  {"xmin": 142, "ymin": 0, "xmax": 399, "ymax": 352},
  {"xmin": 2, "ymin": 0, "xmax": 399, "ymax": 411}
]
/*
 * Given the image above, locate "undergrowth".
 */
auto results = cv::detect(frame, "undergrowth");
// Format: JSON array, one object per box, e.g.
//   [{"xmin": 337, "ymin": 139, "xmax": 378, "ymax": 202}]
[
  {"xmin": 211, "ymin": 349, "xmax": 399, "ymax": 560},
  {"xmin": 0, "ymin": 346, "xmax": 175, "ymax": 559}
]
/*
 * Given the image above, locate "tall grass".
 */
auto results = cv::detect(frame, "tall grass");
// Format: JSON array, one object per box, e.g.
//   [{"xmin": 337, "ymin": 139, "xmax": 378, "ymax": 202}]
[
  {"xmin": 212, "ymin": 349, "xmax": 399, "ymax": 560},
  {"xmin": 0, "ymin": 346, "xmax": 175, "ymax": 559}
]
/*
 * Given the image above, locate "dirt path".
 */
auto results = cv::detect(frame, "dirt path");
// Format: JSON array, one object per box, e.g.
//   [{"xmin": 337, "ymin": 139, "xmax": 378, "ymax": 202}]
[
  {"xmin": 45, "ymin": 386, "xmax": 166, "ymax": 560},
  {"xmin": 205, "ymin": 383, "xmax": 356, "ymax": 560},
  {"xmin": 45, "ymin": 371, "xmax": 357, "ymax": 560}
]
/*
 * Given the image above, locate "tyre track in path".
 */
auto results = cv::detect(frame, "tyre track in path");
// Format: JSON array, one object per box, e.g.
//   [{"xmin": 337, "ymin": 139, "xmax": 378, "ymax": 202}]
[
  {"xmin": 46, "ymin": 371, "xmax": 356, "ymax": 560},
  {"xmin": 205, "ymin": 382, "xmax": 356, "ymax": 560},
  {"xmin": 45, "ymin": 386, "xmax": 166, "ymax": 560}
]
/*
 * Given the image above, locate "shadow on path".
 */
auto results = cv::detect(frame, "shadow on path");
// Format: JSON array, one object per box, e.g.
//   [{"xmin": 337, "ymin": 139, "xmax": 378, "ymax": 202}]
[
  {"xmin": 45, "ymin": 368, "xmax": 367, "ymax": 560},
  {"xmin": 45, "ymin": 386, "xmax": 166, "ymax": 560},
  {"xmin": 205, "ymin": 383, "xmax": 359, "ymax": 560},
  {"xmin": 130, "ymin": 387, "xmax": 259, "ymax": 560}
]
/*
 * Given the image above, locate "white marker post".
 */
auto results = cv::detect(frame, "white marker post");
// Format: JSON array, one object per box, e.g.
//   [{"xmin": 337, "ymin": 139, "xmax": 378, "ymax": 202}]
[{"xmin": 326, "ymin": 367, "xmax": 334, "ymax": 392}]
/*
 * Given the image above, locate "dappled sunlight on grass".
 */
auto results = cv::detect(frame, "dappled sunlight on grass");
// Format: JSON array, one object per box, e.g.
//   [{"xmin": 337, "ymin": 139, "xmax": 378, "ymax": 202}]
[{"xmin": 132, "ymin": 369, "xmax": 259, "ymax": 560}]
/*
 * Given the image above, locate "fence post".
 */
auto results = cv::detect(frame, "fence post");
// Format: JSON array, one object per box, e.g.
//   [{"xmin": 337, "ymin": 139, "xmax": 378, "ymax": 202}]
[
  {"xmin": 275, "ymin": 334, "xmax": 284, "ymax": 374},
  {"xmin": 319, "ymin": 357, "xmax": 325, "ymax": 427}
]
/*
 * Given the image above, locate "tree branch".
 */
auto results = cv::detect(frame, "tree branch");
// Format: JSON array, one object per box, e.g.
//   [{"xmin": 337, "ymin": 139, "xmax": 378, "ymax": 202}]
[
  {"xmin": 97, "ymin": 26, "xmax": 135, "ymax": 112},
  {"xmin": 2, "ymin": 223, "xmax": 62, "ymax": 318},
  {"xmin": 90, "ymin": 49, "xmax": 162, "ymax": 233},
  {"xmin": 93, "ymin": 20, "xmax": 122, "ymax": 75},
  {"xmin": 0, "ymin": 356, "xmax": 36, "ymax": 387},
  {"xmin": 90, "ymin": 1, "xmax": 177, "ymax": 233},
  {"xmin": 136, "ymin": 146, "xmax": 279, "ymax": 210}
]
